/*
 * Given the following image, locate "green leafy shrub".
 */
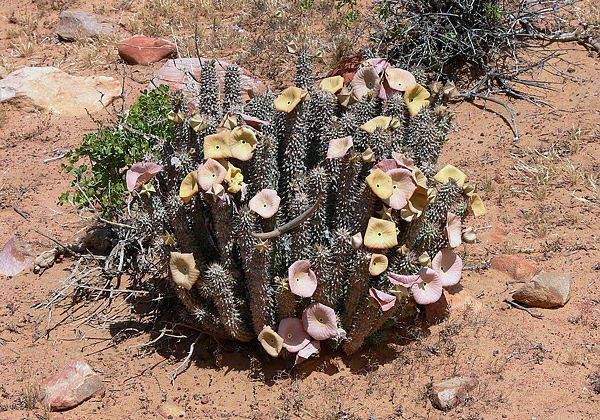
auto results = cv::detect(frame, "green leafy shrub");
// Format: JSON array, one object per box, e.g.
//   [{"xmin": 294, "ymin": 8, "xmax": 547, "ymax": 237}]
[{"xmin": 59, "ymin": 85, "xmax": 173, "ymax": 219}]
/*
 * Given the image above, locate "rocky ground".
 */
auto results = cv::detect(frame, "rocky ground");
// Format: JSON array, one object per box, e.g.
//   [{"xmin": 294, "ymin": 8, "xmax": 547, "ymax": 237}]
[{"xmin": 1, "ymin": 0, "xmax": 600, "ymax": 419}]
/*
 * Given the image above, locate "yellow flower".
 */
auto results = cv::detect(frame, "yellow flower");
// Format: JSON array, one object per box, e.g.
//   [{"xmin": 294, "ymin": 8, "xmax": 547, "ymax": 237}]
[
  {"xmin": 359, "ymin": 116, "xmax": 400, "ymax": 133},
  {"xmin": 364, "ymin": 218, "xmax": 398, "ymax": 249},
  {"xmin": 139, "ymin": 183, "xmax": 155, "ymax": 198},
  {"xmin": 366, "ymin": 168, "xmax": 393, "ymax": 200},
  {"xmin": 405, "ymin": 83, "xmax": 432, "ymax": 117},
  {"xmin": 319, "ymin": 76, "xmax": 344, "ymax": 94},
  {"xmin": 179, "ymin": 171, "xmax": 199, "ymax": 203},
  {"xmin": 225, "ymin": 163, "xmax": 244, "ymax": 193},
  {"xmin": 433, "ymin": 164, "xmax": 467, "ymax": 187},
  {"xmin": 274, "ymin": 86, "xmax": 308, "ymax": 113},
  {"xmin": 229, "ymin": 126, "xmax": 258, "ymax": 161},
  {"xmin": 204, "ymin": 130, "xmax": 232, "ymax": 159}
]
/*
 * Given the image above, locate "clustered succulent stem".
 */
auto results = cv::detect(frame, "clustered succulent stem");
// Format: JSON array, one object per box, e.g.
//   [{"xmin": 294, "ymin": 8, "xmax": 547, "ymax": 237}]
[{"xmin": 130, "ymin": 54, "xmax": 481, "ymax": 357}]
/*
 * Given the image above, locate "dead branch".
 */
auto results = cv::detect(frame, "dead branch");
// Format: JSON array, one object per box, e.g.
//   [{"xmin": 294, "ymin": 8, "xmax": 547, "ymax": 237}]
[
  {"xmin": 503, "ymin": 298, "xmax": 544, "ymax": 319},
  {"xmin": 13, "ymin": 184, "xmax": 31, "ymax": 220},
  {"xmin": 169, "ymin": 334, "xmax": 201, "ymax": 388}
]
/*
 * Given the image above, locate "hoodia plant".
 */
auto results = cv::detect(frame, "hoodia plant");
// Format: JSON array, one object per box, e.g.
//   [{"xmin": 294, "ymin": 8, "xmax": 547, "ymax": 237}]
[{"xmin": 128, "ymin": 51, "xmax": 485, "ymax": 360}]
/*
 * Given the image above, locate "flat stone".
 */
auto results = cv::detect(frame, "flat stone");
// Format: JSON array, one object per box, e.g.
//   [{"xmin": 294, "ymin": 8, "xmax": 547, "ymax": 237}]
[
  {"xmin": 481, "ymin": 225, "xmax": 508, "ymax": 244},
  {"xmin": 38, "ymin": 360, "xmax": 104, "ymax": 411},
  {"xmin": 158, "ymin": 402, "xmax": 186, "ymax": 418},
  {"xmin": 56, "ymin": 9, "xmax": 116, "ymax": 41},
  {"xmin": 149, "ymin": 58, "xmax": 261, "ymax": 106},
  {"xmin": 512, "ymin": 271, "xmax": 572, "ymax": 308},
  {"xmin": 431, "ymin": 376, "xmax": 479, "ymax": 410},
  {"xmin": 490, "ymin": 254, "xmax": 537, "ymax": 281},
  {"xmin": 0, "ymin": 238, "xmax": 35, "ymax": 277},
  {"xmin": 0, "ymin": 67, "xmax": 121, "ymax": 116},
  {"xmin": 118, "ymin": 35, "xmax": 177, "ymax": 65}
]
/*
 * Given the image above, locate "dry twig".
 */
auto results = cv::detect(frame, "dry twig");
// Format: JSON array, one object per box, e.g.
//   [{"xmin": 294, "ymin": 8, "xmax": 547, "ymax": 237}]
[{"xmin": 503, "ymin": 298, "xmax": 544, "ymax": 319}]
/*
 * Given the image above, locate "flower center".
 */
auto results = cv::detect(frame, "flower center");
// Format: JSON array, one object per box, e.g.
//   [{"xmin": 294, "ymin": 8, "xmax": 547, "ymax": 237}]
[
  {"xmin": 377, "ymin": 232, "xmax": 382, "ymax": 237},
  {"xmin": 215, "ymin": 145, "xmax": 220, "ymax": 149}
]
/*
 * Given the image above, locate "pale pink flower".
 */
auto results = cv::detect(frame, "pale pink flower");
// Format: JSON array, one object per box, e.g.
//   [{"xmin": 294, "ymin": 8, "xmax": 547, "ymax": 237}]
[
  {"xmin": 388, "ymin": 272, "xmax": 420, "ymax": 288},
  {"xmin": 365, "ymin": 58, "xmax": 391, "ymax": 74},
  {"xmin": 198, "ymin": 159, "xmax": 227, "ymax": 191},
  {"xmin": 369, "ymin": 288, "xmax": 397, "ymax": 311},
  {"xmin": 302, "ymin": 303, "xmax": 338, "ymax": 340},
  {"xmin": 351, "ymin": 66, "xmax": 380, "ymax": 100},
  {"xmin": 411, "ymin": 267, "xmax": 443, "ymax": 305},
  {"xmin": 126, "ymin": 162, "xmax": 162, "ymax": 192},
  {"xmin": 326, "ymin": 136, "xmax": 353, "ymax": 159},
  {"xmin": 379, "ymin": 68, "xmax": 416, "ymax": 100},
  {"xmin": 373, "ymin": 158, "xmax": 399, "ymax": 174},
  {"xmin": 288, "ymin": 260, "xmax": 318, "ymax": 297},
  {"xmin": 278, "ymin": 318, "xmax": 311, "ymax": 353},
  {"xmin": 295, "ymin": 340, "xmax": 321, "ymax": 365},
  {"xmin": 384, "ymin": 168, "xmax": 417, "ymax": 210},
  {"xmin": 249, "ymin": 189, "xmax": 281, "ymax": 218},
  {"xmin": 445, "ymin": 212, "xmax": 462, "ymax": 248},
  {"xmin": 239, "ymin": 113, "xmax": 270, "ymax": 128},
  {"xmin": 432, "ymin": 248, "xmax": 463, "ymax": 287}
]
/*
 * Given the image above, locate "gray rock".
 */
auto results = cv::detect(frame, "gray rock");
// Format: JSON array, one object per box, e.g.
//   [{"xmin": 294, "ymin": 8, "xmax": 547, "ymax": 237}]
[
  {"xmin": 38, "ymin": 360, "xmax": 104, "ymax": 411},
  {"xmin": 512, "ymin": 271, "xmax": 572, "ymax": 308},
  {"xmin": 0, "ymin": 66, "xmax": 121, "ymax": 116},
  {"xmin": 431, "ymin": 376, "xmax": 479, "ymax": 410},
  {"xmin": 56, "ymin": 9, "xmax": 116, "ymax": 41}
]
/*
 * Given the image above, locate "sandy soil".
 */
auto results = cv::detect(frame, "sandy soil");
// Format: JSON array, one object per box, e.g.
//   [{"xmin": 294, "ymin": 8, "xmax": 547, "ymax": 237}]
[{"xmin": 1, "ymin": 1, "xmax": 600, "ymax": 419}]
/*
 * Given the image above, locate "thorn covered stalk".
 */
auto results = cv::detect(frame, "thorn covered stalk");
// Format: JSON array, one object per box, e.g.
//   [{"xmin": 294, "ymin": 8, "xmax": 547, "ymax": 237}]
[{"xmin": 128, "ymin": 54, "xmax": 485, "ymax": 359}]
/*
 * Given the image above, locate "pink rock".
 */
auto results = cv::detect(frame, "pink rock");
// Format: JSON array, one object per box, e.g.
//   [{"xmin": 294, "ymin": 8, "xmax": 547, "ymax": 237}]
[
  {"xmin": 490, "ymin": 254, "xmax": 537, "ymax": 281},
  {"xmin": 327, "ymin": 54, "xmax": 364, "ymax": 84},
  {"xmin": 149, "ymin": 58, "xmax": 261, "ymax": 105},
  {"xmin": 482, "ymin": 225, "xmax": 507, "ymax": 244},
  {"xmin": 38, "ymin": 360, "xmax": 104, "ymax": 411},
  {"xmin": 0, "ymin": 238, "xmax": 34, "ymax": 277},
  {"xmin": 431, "ymin": 376, "xmax": 479, "ymax": 410},
  {"xmin": 118, "ymin": 36, "xmax": 177, "ymax": 65},
  {"xmin": 443, "ymin": 286, "xmax": 483, "ymax": 314}
]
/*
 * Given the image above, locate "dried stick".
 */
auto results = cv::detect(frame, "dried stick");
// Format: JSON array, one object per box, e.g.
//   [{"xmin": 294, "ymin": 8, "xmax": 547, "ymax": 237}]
[
  {"xmin": 13, "ymin": 184, "xmax": 31, "ymax": 220},
  {"xmin": 169, "ymin": 334, "xmax": 201, "ymax": 388},
  {"xmin": 503, "ymin": 298, "xmax": 544, "ymax": 319}
]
